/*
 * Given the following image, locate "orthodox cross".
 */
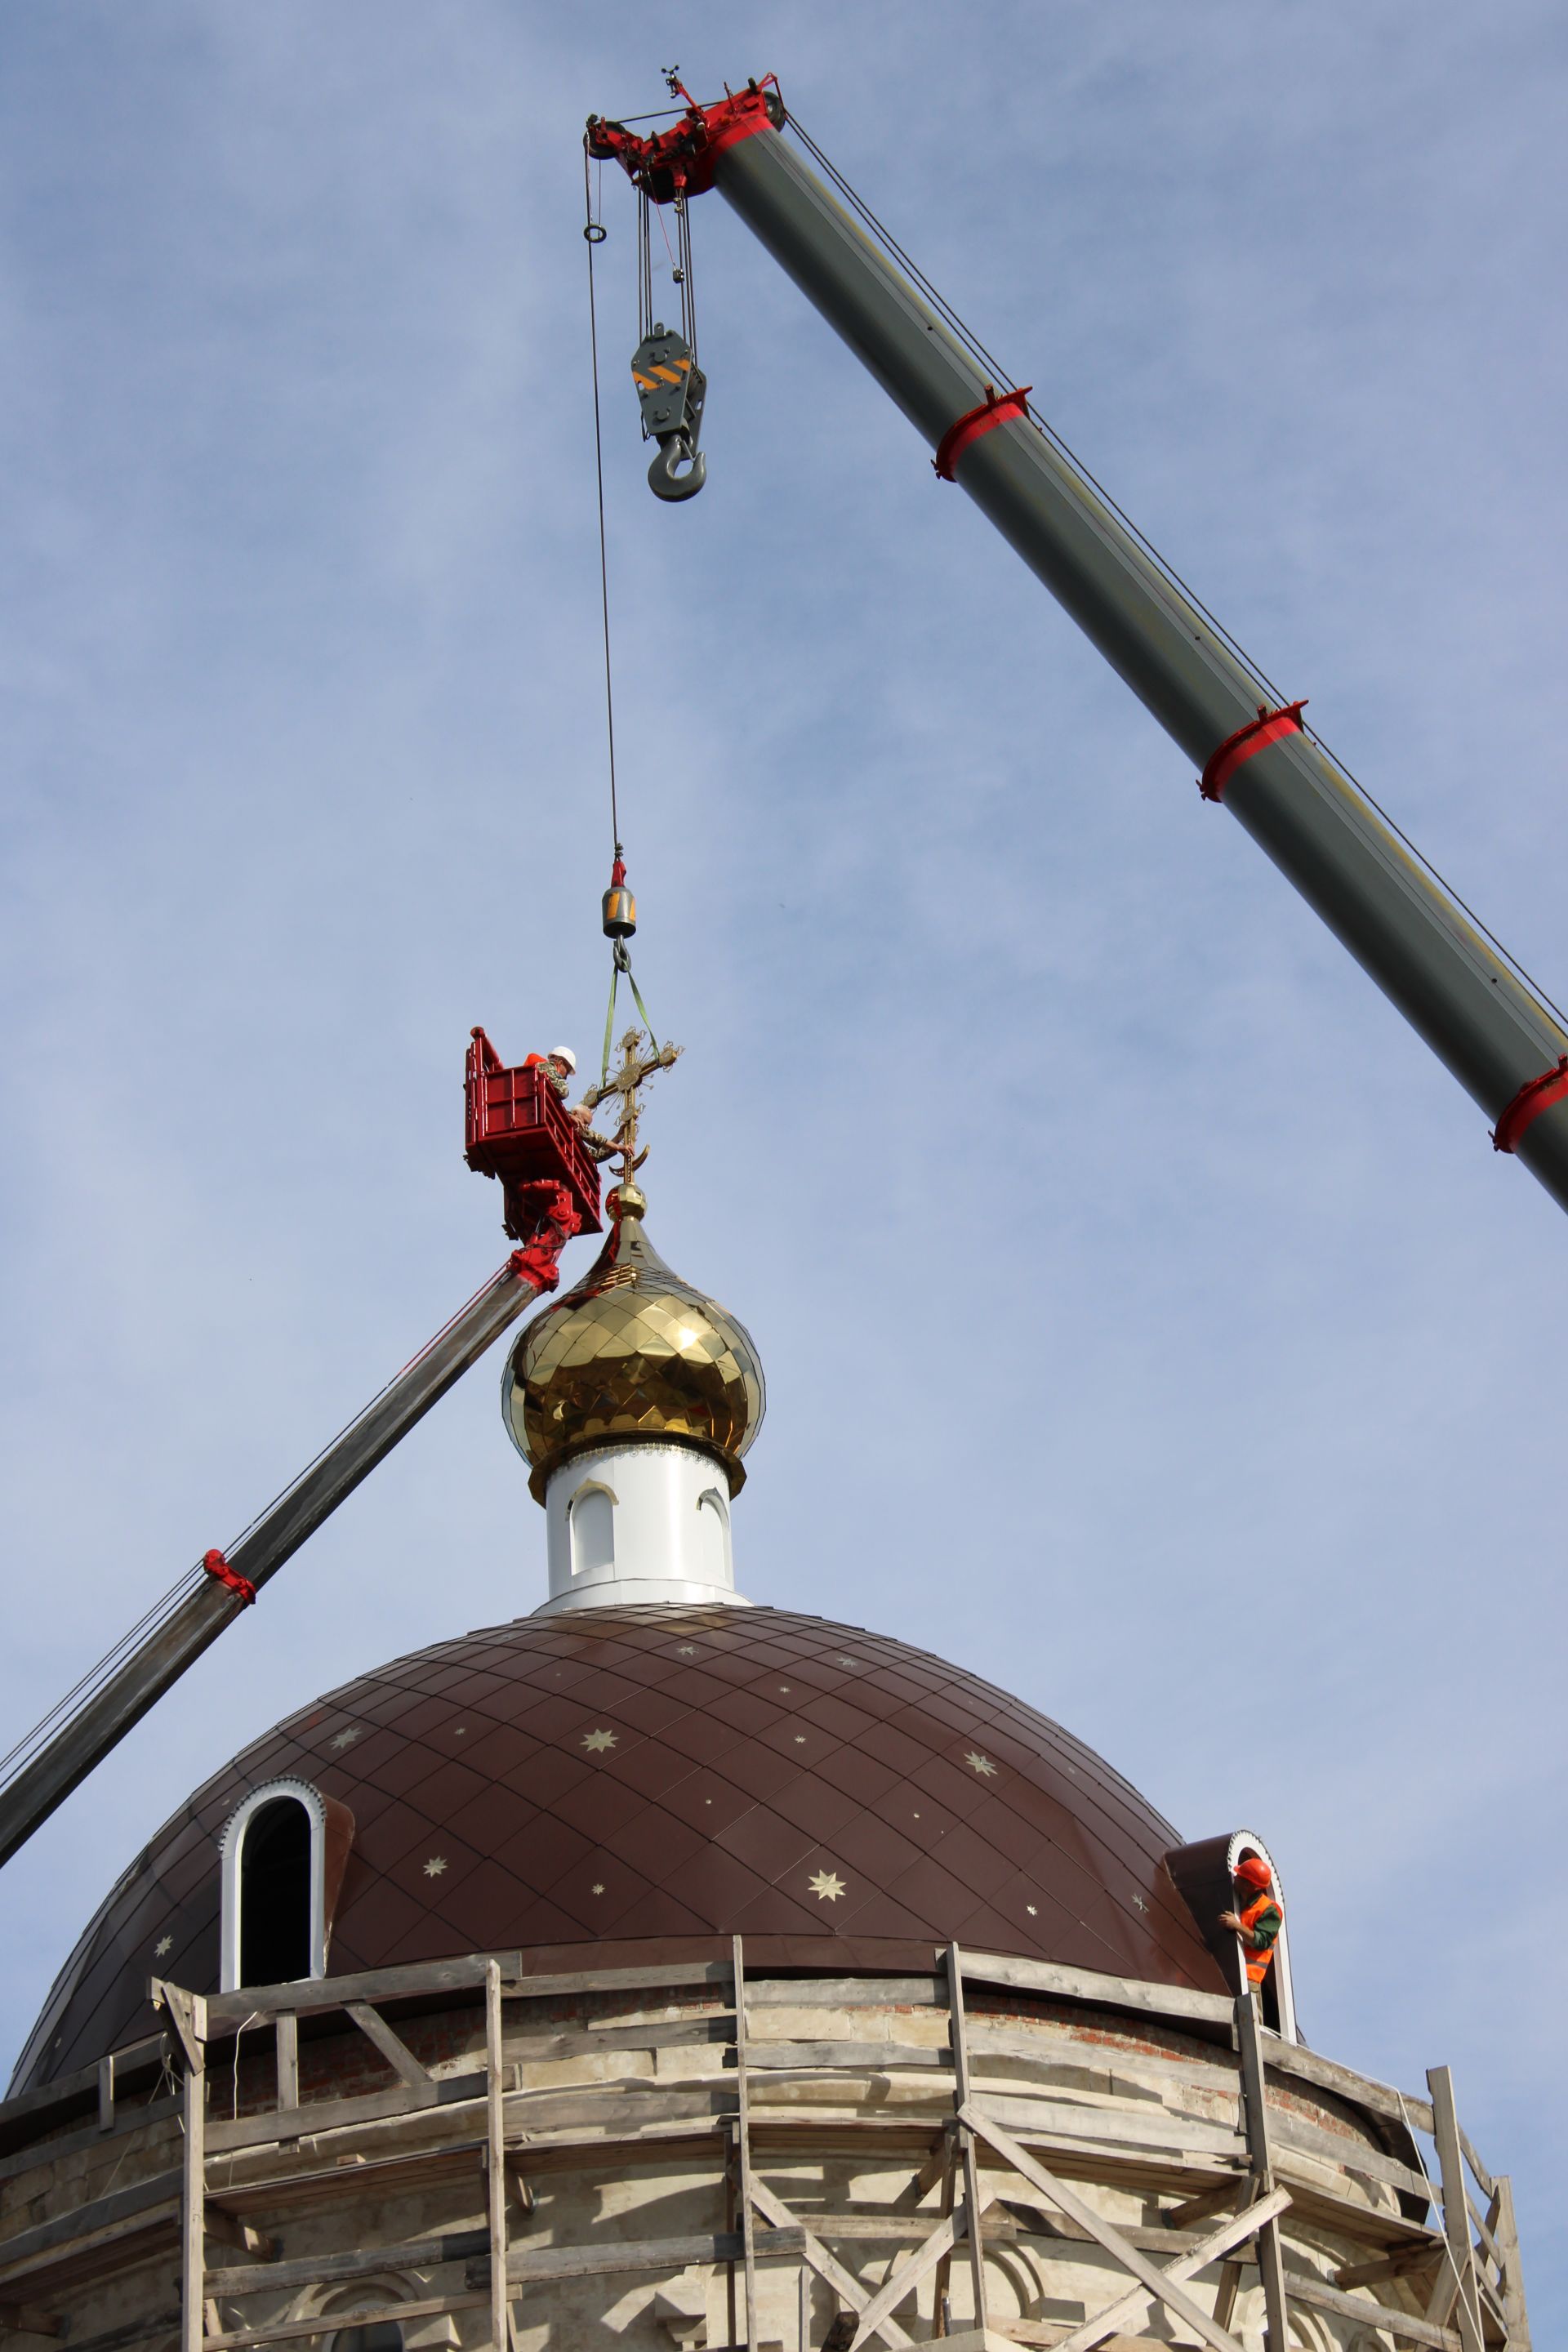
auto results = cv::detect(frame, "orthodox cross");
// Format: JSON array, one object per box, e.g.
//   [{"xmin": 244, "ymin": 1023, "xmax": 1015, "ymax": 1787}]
[{"xmin": 579, "ymin": 1027, "xmax": 682, "ymax": 1192}]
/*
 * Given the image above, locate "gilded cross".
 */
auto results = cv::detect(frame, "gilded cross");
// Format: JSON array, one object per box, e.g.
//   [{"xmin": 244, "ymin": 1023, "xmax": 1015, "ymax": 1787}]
[{"xmin": 577, "ymin": 1027, "xmax": 682, "ymax": 1192}]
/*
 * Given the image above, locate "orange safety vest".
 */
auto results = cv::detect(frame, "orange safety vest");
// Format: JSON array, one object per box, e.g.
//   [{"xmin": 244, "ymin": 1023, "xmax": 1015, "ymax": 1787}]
[{"xmin": 1239, "ymin": 1886, "xmax": 1284, "ymax": 1986}]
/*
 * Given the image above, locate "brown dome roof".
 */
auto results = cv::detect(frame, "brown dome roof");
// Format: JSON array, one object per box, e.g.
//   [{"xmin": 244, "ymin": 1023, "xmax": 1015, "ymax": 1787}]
[{"xmin": 11, "ymin": 1606, "xmax": 1225, "ymax": 2092}]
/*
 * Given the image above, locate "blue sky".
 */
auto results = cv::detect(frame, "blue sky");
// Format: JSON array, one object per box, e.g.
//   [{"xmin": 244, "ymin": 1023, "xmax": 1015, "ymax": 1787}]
[{"xmin": 2, "ymin": 0, "xmax": 1565, "ymax": 2328}]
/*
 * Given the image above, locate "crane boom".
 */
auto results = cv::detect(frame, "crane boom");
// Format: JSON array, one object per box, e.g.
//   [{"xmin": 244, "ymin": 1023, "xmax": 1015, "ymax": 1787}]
[
  {"xmin": 0, "ymin": 1215, "xmax": 577, "ymax": 1871},
  {"xmin": 590, "ymin": 86, "xmax": 1568, "ymax": 1214}
]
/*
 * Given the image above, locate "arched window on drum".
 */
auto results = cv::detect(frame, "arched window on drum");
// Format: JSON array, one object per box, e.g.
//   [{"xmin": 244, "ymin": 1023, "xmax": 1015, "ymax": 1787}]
[
  {"xmin": 568, "ymin": 1481, "xmax": 617, "ymax": 1578},
  {"xmin": 218, "ymin": 1778, "xmax": 354, "ymax": 1993},
  {"xmin": 1162, "ymin": 1827, "xmax": 1298, "ymax": 2042},
  {"xmin": 1226, "ymin": 1829, "xmax": 1295, "ymax": 2041},
  {"xmin": 694, "ymin": 1486, "xmax": 732, "ymax": 1586}
]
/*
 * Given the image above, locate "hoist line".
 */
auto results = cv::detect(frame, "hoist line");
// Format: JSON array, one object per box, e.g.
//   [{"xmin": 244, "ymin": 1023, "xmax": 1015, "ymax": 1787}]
[
  {"xmin": 583, "ymin": 149, "xmax": 621, "ymax": 856},
  {"xmin": 785, "ymin": 112, "xmax": 1568, "ymax": 1038}
]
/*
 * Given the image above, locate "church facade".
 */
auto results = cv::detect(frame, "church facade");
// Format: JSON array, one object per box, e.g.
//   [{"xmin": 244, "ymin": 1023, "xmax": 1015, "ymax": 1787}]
[{"xmin": 0, "ymin": 1196, "xmax": 1527, "ymax": 2350}]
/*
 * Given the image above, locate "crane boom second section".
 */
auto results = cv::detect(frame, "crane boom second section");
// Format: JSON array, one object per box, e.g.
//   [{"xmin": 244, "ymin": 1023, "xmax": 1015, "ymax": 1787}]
[
  {"xmin": 0, "ymin": 1195, "xmax": 581, "ymax": 1872},
  {"xmin": 589, "ymin": 83, "xmax": 1568, "ymax": 1216}
]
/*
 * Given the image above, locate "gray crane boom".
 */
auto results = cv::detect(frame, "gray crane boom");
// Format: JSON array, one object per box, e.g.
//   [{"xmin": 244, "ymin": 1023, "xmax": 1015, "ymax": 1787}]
[
  {"xmin": 590, "ymin": 84, "xmax": 1568, "ymax": 1213},
  {"xmin": 0, "ymin": 1235, "xmax": 569, "ymax": 1871}
]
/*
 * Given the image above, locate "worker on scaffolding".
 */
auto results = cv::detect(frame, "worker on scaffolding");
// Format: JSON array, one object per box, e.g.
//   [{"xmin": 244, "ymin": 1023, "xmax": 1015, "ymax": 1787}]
[{"xmin": 1218, "ymin": 1855, "xmax": 1283, "ymax": 1996}]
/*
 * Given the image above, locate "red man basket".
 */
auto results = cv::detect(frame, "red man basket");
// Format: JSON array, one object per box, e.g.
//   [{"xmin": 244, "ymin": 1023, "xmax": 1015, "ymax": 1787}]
[{"xmin": 464, "ymin": 1029, "xmax": 604, "ymax": 1240}]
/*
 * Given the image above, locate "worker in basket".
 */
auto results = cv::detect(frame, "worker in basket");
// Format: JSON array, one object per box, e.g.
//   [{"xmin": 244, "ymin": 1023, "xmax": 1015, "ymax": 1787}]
[
  {"xmin": 523, "ymin": 1044, "xmax": 577, "ymax": 1102},
  {"xmin": 1218, "ymin": 1854, "xmax": 1283, "ymax": 1994}
]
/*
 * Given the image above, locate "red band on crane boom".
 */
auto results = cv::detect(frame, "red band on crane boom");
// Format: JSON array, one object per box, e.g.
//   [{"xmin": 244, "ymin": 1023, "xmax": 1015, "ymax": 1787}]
[
  {"xmin": 933, "ymin": 386, "xmax": 1033, "ymax": 483},
  {"xmin": 1199, "ymin": 700, "xmax": 1309, "ymax": 804},
  {"xmin": 203, "ymin": 1548, "xmax": 256, "ymax": 1606},
  {"xmin": 1491, "ymin": 1055, "xmax": 1568, "ymax": 1154}
]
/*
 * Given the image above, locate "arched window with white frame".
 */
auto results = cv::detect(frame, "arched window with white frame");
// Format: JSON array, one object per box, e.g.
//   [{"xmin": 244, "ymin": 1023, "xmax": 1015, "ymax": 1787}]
[
  {"xmin": 1163, "ymin": 1827, "xmax": 1299, "ymax": 2043},
  {"xmin": 1226, "ymin": 1828, "xmax": 1297, "ymax": 2042},
  {"xmin": 219, "ymin": 1778, "xmax": 353, "ymax": 1993},
  {"xmin": 568, "ymin": 1480, "xmax": 617, "ymax": 1578},
  {"xmin": 693, "ymin": 1486, "xmax": 732, "ymax": 1587}
]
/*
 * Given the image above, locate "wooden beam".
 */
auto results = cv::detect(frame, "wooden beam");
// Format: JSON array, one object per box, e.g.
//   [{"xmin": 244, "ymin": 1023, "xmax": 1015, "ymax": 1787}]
[
  {"xmin": 502, "ymin": 1959, "xmax": 730, "ymax": 2002},
  {"xmin": 203, "ymin": 2292, "xmax": 490, "ymax": 2350},
  {"xmin": 0, "ymin": 2034, "xmax": 167, "ymax": 2145},
  {"xmin": 203, "ymin": 1953, "xmax": 517, "ymax": 2031},
  {"xmin": 957, "ymin": 2103, "xmax": 1245, "ymax": 2352},
  {"xmin": 749, "ymin": 2177, "xmax": 911, "ymax": 2351},
  {"xmin": 1456, "ymin": 2125, "xmax": 1495, "ymax": 2204},
  {"xmin": 732, "ymin": 1940, "xmax": 759, "ymax": 2352},
  {"xmin": 847, "ymin": 2202, "xmax": 986, "ymax": 2350},
  {"xmin": 1233, "ymin": 1991, "xmax": 1290, "ymax": 2352},
  {"xmin": 178, "ymin": 2019, "xmax": 203, "ymax": 2352},
  {"xmin": 748, "ymin": 1977, "xmax": 942, "ymax": 2010},
  {"xmin": 743, "ymin": 2043, "xmax": 949, "ymax": 2073},
  {"xmin": 1427, "ymin": 2068, "xmax": 1484, "ymax": 2352},
  {"xmin": 0, "ymin": 2174, "xmax": 182, "ymax": 2278},
  {"xmin": 1165, "ymin": 2182, "xmax": 1238, "ymax": 2232},
  {"xmin": 483, "ymin": 1962, "xmax": 509, "ymax": 2352},
  {"xmin": 152, "ymin": 1984, "xmax": 206, "ymax": 2078},
  {"xmin": 946, "ymin": 1949, "xmax": 989, "ymax": 2339},
  {"xmin": 1490, "ymin": 2176, "xmax": 1530, "ymax": 2349},
  {"xmin": 274, "ymin": 2014, "xmax": 298, "ymax": 2114},
  {"xmin": 200, "ymin": 2207, "xmax": 278, "ymax": 2263},
  {"xmin": 1258, "ymin": 2026, "xmax": 1434, "ymax": 2134},
  {"xmin": 345, "ymin": 2004, "xmax": 430, "ymax": 2092},
  {"xmin": 1051, "ymin": 2187, "xmax": 1290, "ymax": 2352},
  {"xmin": 204, "ymin": 2230, "xmax": 490, "ymax": 2301},
  {"xmin": 0, "ymin": 2304, "xmax": 63, "ymax": 2337},
  {"xmin": 1335, "ymin": 2242, "xmax": 1444, "ymax": 2292},
  {"xmin": 1283, "ymin": 2268, "xmax": 1462, "ymax": 2350},
  {"xmin": 483, "ymin": 2230, "xmax": 803, "ymax": 2287},
  {"xmin": 931, "ymin": 2117, "xmax": 957, "ymax": 2334},
  {"xmin": 960, "ymin": 1950, "xmax": 1232, "ymax": 2029}
]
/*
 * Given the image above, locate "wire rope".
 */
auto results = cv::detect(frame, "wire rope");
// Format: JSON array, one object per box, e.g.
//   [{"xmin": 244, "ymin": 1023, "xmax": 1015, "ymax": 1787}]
[
  {"xmin": 785, "ymin": 113, "xmax": 1568, "ymax": 1037},
  {"xmin": 583, "ymin": 149, "xmax": 621, "ymax": 855}
]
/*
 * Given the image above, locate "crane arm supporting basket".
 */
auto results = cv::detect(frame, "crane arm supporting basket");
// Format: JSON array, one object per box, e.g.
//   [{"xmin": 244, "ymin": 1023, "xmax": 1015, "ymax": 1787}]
[
  {"xmin": 0, "ymin": 1212, "xmax": 577, "ymax": 1872},
  {"xmin": 594, "ymin": 81, "xmax": 1568, "ymax": 1214}
]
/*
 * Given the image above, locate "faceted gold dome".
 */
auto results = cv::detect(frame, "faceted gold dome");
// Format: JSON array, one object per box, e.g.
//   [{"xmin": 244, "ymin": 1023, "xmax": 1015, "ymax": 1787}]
[{"xmin": 503, "ymin": 1199, "xmax": 765, "ymax": 1499}]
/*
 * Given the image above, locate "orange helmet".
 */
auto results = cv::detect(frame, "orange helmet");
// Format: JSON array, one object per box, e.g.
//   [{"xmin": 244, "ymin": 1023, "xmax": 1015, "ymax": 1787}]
[{"xmin": 1234, "ymin": 1855, "xmax": 1273, "ymax": 1891}]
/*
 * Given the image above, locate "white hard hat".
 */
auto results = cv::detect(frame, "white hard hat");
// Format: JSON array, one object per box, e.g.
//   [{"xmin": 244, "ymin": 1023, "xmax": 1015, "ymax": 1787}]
[{"xmin": 548, "ymin": 1044, "xmax": 577, "ymax": 1073}]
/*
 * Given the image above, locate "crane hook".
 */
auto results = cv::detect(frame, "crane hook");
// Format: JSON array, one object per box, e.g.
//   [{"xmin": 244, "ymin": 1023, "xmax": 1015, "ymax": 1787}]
[
  {"xmin": 630, "ymin": 323, "xmax": 707, "ymax": 503},
  {"xmin": 648, "ymin": 434, "xmax": 707, "ymax": 501}
]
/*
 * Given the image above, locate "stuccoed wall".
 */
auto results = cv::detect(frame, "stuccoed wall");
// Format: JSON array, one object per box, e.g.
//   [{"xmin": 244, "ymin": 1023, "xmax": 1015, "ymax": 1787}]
[{"xmin": 0, "ymin": 1983, "xmax": 1432, "ymax": 2350}]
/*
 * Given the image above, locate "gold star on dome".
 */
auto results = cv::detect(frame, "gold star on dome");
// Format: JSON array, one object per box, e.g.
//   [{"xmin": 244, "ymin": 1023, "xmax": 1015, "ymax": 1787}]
[
  {"xmin": 591, "ymin": 1883, "xmax": 605, "ymax": 1895},
  {"xmin": 1026, "ymin": 1904, "xmax": 1038, "ymax": 1918},
  {"xmin": 154, "ymin": 1935, "xmax": 172, "ymax": 1957},
  {"xmin": 581, "ymin": 1728, "xmax": 617, "ymax": 1754},
  {"xmin": 678, "ymin": 1645, "xmax": 697, "ymax": 1655},
  {"xmin": 423, "ymin": 1856, "xmax": 448, "ymax": 1878},
  {"xmin": 964, "ymin": 1752, "xmax": 997, "ymax": 1777},
  {"xmin": 330, "ymin": 1726, "xmax": 362, "ymax": 1750},
  {"xmin": 808, "ymin": 1869, "xmax": 847, "ymax": 1903}
]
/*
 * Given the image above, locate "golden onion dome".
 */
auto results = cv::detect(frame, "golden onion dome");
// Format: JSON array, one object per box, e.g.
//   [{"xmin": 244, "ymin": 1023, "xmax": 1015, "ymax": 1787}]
[{"xmin": 502, "ymin": 1192, "xmax": 765, "ymax": 1500}]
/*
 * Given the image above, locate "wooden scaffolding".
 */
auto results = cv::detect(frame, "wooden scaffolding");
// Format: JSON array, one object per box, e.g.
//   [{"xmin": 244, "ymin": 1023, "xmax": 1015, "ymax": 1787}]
[{"xmin": 0, "ymin": 1943, "xmax": 1530, "ymax": 2352}]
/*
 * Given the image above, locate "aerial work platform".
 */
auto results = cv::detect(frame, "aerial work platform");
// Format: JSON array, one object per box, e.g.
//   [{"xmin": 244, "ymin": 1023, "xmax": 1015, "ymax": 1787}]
[{"xmin": 464, "ymin": 1027, "xmax": 604, "ymax": 1240}]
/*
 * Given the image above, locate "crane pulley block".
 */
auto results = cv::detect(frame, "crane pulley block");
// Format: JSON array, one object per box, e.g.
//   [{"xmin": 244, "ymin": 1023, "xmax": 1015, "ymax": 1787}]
[
  {"xmin": 586, "ymin": 78, "xmax": 783, "ymax": 203},
  {"xmin": 632, "ymin": 325, "xmax": 707, "ymax": 501}
]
